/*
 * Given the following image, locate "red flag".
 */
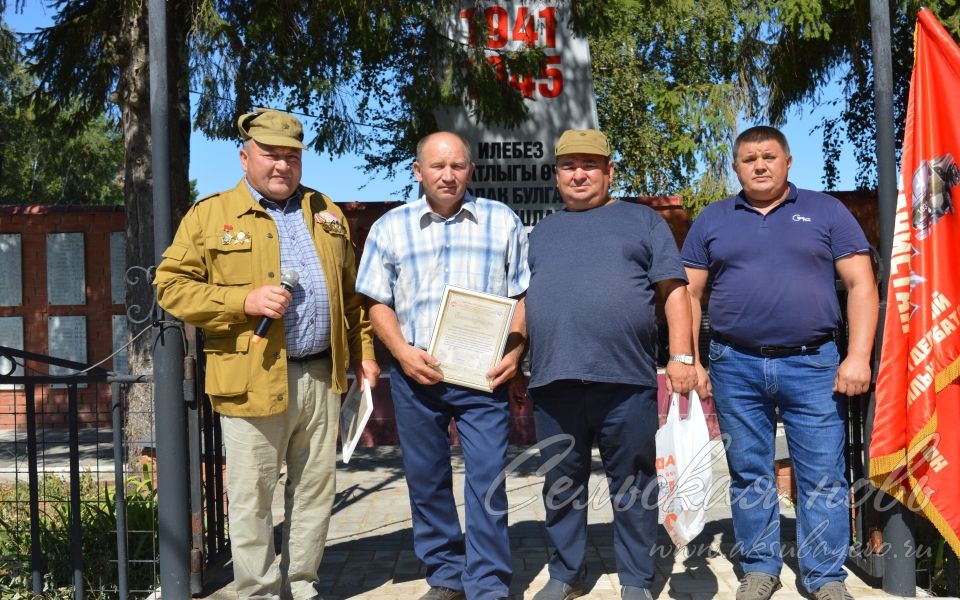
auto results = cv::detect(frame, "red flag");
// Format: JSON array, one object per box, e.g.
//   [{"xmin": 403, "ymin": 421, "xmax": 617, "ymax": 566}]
[{"xmin": 871, "ymin": 8, "xmax": 960, "ymax": 557}]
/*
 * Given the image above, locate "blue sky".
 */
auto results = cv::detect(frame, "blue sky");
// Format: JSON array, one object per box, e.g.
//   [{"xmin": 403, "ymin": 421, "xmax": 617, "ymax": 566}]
[{"xmin": 5, "ymin": 3, "xmax": 858, "ymax": 202}]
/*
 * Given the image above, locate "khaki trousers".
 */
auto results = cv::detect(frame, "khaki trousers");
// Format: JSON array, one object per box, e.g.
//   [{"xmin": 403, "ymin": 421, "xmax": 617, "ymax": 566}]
[{"xmin": 220, "ymin": 357, "xmax": 339, "ymax": 600}]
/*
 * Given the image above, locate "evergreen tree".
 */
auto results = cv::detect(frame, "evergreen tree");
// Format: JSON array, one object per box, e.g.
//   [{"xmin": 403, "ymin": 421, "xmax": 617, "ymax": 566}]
[{"xmin": 0, "ymin": 14, "xmax": 123, "ymax": 204}]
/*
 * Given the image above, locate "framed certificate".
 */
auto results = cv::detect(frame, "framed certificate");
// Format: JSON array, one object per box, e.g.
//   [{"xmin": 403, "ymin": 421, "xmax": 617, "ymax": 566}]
[
  {"xmin": 339, "ymin": 378, "xmax": 372, "ymax": 464},
  {"xmin": 427, "ymin": 285, "xmax": 518, "ymax": 392}
]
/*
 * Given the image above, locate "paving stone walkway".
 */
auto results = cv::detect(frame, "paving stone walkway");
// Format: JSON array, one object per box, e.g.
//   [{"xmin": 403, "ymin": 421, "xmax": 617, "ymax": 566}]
[{"xmin": 197, "ymin": 444, "xmax": 919, "ymax": 600}]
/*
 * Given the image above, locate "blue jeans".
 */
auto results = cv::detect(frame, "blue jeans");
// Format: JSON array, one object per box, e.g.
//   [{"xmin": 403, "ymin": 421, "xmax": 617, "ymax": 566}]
[
  {"xmin": 529, "ymin": 381, "xmax": 659, "ymax": 589},
  {"xmin": 708, "ymin": 339, "xmax": 849, "ymax": 592},
  {"xmin": 390, "ymin": 361, "xmax": 511, "ymax": 600}
]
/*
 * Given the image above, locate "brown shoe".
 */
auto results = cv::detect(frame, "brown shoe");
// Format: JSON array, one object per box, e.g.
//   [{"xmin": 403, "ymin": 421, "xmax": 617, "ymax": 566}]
[{"xmin": 736, "ymin": 572, "xmax": 782, "ymax": 600}]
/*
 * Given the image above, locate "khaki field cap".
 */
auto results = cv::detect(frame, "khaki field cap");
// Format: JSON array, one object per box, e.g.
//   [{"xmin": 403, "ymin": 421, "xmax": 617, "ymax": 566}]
[
  {"xmin": 555, "ymin": 129, "xmax": 611, "ymax": 157},
  {"xmin": 237, "ymin": 108, "xmax": 305, "ymax": 149}
]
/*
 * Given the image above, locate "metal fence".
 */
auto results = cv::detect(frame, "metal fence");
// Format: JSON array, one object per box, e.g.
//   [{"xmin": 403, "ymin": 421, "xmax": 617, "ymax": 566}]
[{"xmin": 0, "ymin": 343, "xmax": 228, "ymax": 599}]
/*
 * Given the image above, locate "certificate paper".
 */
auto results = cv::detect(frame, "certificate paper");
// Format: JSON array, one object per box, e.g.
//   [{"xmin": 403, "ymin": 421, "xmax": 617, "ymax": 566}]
[
  {"xmin": 427, "ymin": 286, "xmax": 517, "ymax": 392},
  {"xmin": 340, "ymin": 378, "xmax": 372, "ymax": 464}
]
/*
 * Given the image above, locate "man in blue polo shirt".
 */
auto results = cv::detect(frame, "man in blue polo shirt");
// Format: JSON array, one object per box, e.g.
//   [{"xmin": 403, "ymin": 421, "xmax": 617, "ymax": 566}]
[
  {"xmin": 682, "ymin": 126, "xmax": 878, "ymax": 600},
  {"xmin": 356, "ymin": 131, "xmax": 528, "ymax": 600}
]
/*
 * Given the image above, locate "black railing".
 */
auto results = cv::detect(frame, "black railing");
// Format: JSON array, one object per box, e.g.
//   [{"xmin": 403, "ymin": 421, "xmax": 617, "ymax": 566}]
[
  {"xmin": 0, "ymin": 343, "xmax": 228, "ymax": 598},
  {"xmin": 196, "ymin": 346, "xmax": 228, "ymax": 567},
  {"xmin": 1, "ymin": 346, "xmax": 143, "ymax": 598},
  {"xmin": 835, "ymin": 276, "xmax": 889, "ymax": 582},
  {"xmin": 847, "ymin": 390, "xmax": 886, "ymax": 580}
]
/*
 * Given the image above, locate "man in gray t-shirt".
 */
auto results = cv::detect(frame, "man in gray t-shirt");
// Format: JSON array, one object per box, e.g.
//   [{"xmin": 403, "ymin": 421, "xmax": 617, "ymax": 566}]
[{"xmin": 524, "ymin": 129, "xmax": 697, "ymax": 600}]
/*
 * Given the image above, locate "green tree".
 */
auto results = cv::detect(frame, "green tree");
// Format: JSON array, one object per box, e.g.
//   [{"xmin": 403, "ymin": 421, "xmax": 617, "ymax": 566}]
[
  {"xmin": 590, "ymin": 0, "xmax": 770, "ymax": 212},
  {"xmin": 765, "ymin": 1, "xmax": 960, "ymax": 190},
  {"xmin": 22, "ymin": 0, "xmax": 956, "ymax": 250},
  {"xmin": 0, "ymin": 110, "xmax": 125, "ymax": 205},
  {"xmin": 22, "ymin": 0, "xmax": 558, "ymax": 259},
  {"xmin": 0, "ymin": 14, "xmax": 23, "ymax": 189},
  {"xmin": 188, "ymin": 1, "xmax": 541, "ymax": 180},
  {"xmin": 591, "ymin": 0, "xmax": 960, "ymax": 211},
  {"xmin": 0, "ymin": 14, "xmax": 123, "ymax": 204}
]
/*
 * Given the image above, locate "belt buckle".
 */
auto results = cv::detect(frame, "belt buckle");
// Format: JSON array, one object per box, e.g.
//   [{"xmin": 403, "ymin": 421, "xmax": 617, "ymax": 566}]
[
  {"xmin": 759, "ymin": 345, "xmax": 795, "ymax": 358},
  {"xmin": 290, "ymin": 349, "xmax": 329, "ymax": 363}
]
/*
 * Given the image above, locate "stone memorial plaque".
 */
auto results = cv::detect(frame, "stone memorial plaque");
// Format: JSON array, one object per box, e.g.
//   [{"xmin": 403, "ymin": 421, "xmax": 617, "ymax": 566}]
[
  {"xmin": 48, "ymin": 315, "xmax": 87, "ymax": 378},
  {"xmin": 110, "ymin": 232, "xmax": 126, "ymax": 305},
  {"xmin": 0, "ymin": 234, "xmax": 22, "ymax": 307},
  {"xmin": 47, "ymin": 233, "xmax": 86, "ymax": 305},
  {"xmin": 0, "ymin": 317, "xmax": 24, "ymax": 387},
  {"xmin": 112, "ymin": 315, "xmax": 130, "ymax": 374}
]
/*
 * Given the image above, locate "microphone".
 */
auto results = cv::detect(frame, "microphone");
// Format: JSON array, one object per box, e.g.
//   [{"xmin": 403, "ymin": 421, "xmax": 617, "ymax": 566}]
[{"xmin": 252, "ymin": 271, "xmax": 299, "ymax": 344}]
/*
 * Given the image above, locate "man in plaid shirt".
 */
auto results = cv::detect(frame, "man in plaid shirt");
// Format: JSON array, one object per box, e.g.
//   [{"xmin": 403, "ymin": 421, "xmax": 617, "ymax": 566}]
[{"xmin": 356, "ymin": 131, "xmax": 529, "ymax": 600}]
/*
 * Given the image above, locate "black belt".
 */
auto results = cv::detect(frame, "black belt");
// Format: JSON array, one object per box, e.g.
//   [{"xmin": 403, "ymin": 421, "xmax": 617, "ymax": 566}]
[
  {"xmin": 712, "ymin": 332, "xmax": 836, "ymax": 358},
  {"xmin": 288, "ymin": 349, "xmax": 330, "ymax": 363}
]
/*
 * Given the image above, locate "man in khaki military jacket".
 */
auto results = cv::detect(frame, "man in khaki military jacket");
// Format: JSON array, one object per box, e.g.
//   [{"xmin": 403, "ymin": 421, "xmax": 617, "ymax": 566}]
[{"xmin": 155, "ymin": 108, "xmax": 378, "ymax": 600}]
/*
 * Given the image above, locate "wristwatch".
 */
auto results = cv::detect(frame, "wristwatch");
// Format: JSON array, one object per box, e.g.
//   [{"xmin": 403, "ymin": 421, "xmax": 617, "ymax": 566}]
[{"xmin": 669, "ymin": 354, "xmax": 695, "ymax": 365}]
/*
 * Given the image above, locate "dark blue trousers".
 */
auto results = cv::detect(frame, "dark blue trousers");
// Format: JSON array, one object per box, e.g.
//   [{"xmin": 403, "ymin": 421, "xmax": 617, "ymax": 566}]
[
  {"xmin": 390, "ymin": 362, "xmax": 512, "ymax": 600},
  {"xmin": 529, "ymin": 381, "xmax": 659, "ymax": 589}
]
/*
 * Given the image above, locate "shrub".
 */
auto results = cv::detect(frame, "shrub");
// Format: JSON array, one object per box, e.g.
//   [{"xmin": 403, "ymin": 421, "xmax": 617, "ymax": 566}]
[{"xmin": 0, "ymin": 465, "xmax": 159, "ymax": 598}]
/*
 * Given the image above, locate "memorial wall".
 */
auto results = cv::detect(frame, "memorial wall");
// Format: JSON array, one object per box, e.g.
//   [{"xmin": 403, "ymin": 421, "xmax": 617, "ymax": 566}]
[{"xmin": 0, "ymin": 206, "xmax": 125, "ymax": 429}]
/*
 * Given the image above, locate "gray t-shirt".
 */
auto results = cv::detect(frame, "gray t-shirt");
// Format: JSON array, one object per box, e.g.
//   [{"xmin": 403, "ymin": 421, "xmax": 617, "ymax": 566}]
[{"xmin": 526, "ymin": 200, "xmax": 686, "ymax": 389}]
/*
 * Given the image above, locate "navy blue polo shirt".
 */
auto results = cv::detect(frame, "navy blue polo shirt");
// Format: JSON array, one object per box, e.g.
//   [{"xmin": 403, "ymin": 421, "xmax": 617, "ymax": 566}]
[{"xmin": 681, "ymin": 184, "xmax": 870, "ymax": 347}]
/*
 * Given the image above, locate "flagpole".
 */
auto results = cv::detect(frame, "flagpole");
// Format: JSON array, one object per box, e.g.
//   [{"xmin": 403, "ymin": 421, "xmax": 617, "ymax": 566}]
[{"xmin": 869, "ymin": 0, "xmax": 916, "ymax": 595}]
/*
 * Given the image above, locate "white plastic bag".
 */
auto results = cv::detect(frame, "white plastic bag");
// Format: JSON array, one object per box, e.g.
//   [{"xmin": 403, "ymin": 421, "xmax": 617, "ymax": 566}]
[{"xmin": 655, "ymin": 390, "xmax": 713, "ymax": 546}]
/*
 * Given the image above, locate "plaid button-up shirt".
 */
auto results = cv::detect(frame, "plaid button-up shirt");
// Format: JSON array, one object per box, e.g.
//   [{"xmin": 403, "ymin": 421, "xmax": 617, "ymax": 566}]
[
  {"xmin": 356, "ymin": 194, "xmax": 529, "ymax": 348},
  {"xmin": 249, "ymin": 182, "xmax": 331, "ymax": 358}
]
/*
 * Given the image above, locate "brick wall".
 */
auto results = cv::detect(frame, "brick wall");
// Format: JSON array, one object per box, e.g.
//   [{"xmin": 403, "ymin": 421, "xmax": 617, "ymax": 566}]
[
  {"xmin": 834, "ymin": 190, "xmax": 882, "ymax": 247},
  {"xmin": 0, "ymin": 205, "xmax": 124, "ymax": 429}
]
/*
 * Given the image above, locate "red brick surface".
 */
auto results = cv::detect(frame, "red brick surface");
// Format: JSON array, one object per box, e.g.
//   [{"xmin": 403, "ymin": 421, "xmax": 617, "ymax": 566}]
[{"xmin": 1, "ymin": 206, "xmax": 124, "ymax": 430}]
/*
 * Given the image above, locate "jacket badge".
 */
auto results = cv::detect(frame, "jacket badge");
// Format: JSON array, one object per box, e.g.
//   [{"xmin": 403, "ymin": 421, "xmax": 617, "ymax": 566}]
[
  {"xmin": 315, "ymin": 211, "xmax": 345, "ymax": 236},
  {"xmin": 221, "ymin": 224, "xmax": 251, "ymax": 245}
]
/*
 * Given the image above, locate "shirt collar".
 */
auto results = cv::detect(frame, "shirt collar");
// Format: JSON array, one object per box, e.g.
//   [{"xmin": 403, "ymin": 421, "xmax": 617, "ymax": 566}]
[
  {"xmin": 734, "ymin": 182, "xmax": 798, "ymax": 212},
  {"xmin": 246, "ymin": 178, "xmax": 302, "ymax": 213},
  {"xmin": 417, "ymin": 192, "xmax": 479, "ymax": 226}
]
